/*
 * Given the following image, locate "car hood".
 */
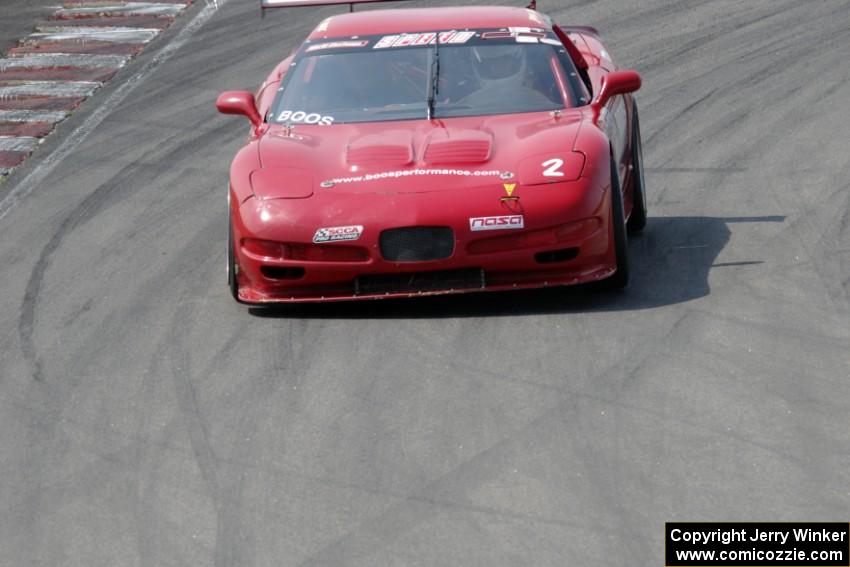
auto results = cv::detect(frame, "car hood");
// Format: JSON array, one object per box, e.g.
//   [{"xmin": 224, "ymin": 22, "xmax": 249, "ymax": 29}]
[{"xmin": 253, "ymin": 110, "xmax": 587, "ymax": 199}]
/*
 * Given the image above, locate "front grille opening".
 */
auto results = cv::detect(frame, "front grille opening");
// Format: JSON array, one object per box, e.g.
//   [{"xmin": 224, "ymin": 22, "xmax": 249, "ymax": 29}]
[
  {"xmin": 355, "ymin": 268, "xmax": 484, "ymax": 295},
  {"xmin": 261, "ymin": 266, "xmax": 306, "ymax": 280},
  {"xmin": 535, "ymin": 247, "xmax": 579, "ymax": 264},
  {"xmin": 380, "ymin": 226, "xmax": 454, "ymax": 262}
]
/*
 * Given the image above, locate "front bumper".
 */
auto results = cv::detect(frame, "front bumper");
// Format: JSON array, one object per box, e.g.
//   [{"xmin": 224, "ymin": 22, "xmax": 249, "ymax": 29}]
[{"xmin": 230, "ymin": 179, "xmax": 615, "ymax": 303}]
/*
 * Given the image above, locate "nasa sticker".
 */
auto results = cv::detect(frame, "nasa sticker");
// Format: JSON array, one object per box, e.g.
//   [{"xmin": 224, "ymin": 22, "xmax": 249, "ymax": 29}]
[
  {"xmin": 277, "ymin": 110, "xmax": 335, "ymax": 125},
  {"xmin": 313, "ymin": 225, "xmax": 364, "ymax": 243},
  {"xmin": 469, "ymin": 215, "xmax": 524, "ymax": 231}
]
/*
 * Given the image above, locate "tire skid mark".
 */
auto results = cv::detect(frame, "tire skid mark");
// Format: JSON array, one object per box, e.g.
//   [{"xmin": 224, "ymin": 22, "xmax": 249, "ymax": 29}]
[
  {"xmin": 1, "ymin": 364, "xmax": 608, "ymax": 558},
  {"xmin": 643, "ymin": 1, "xmax": 849, "ymax": 234},
  {"xmin": 2, "ymin": 1, "xmax": 849, "ymax": 564},
  {"xmin": 28, "ymin": 160, "xmax": 225, "ymax": 384},
  {"xmin": 160, "ymin": 225, "xmax": 285, "ymax": 566},
  {"xmin": 103, "ymin": 213, "xmax": 234, "ymax": 564},
  {"xmin": 637, "ymin": 3, "xmax": 845, "ymax": 111},
  {"xmin": 450, "ymin": 349, "xmax": 813, "ymax": 472},
  {"xmin": 296, "ymin": 311, "xmax": 691, "ymax": 566},
  {"xmin": 14, "ymin": 117, "xmax": 214, "ymax": 383},
  {"xmin": 634, "ymin": 0, "xmax": 802, "ymax": 73},
  {"xmin": 643, "ymin": 87, "xmax": 716, "ymax": 147},
  {"xmin": 18, "ymin": 121, "xmax": 244, "ymax": 386},
  {"xmin": 18, "ymin": 156, "xmax": 157, "ymax": 381},
  {"xmin": 68, "ymin": 187, "xmax": 282, "ymax": 564},
  {"xmin": 2, "ymin": 422, "xmax": 165, "ymax": 524}
]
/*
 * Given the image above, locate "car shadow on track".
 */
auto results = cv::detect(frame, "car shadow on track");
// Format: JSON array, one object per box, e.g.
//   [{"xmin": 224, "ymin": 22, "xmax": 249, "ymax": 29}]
[{"xmin": 249, "ymin": 215, "xmax": 784, "ymax": 319}]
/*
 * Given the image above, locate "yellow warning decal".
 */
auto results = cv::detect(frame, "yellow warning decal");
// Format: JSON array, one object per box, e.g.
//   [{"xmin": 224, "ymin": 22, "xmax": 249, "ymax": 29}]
[{"xmin": 503, "ymin": 183, "xmax": 516, "ymax": 196}]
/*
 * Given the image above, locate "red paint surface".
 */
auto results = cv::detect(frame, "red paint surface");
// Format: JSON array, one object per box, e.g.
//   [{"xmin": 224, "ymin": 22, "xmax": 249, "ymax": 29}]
[
  {"xmin": 0, "ymin": 151, "xmax": 30, "ymax": 168},
  {"xmin": 227, "ymin": 108, "xmax": 619, "ymax": 303},
  {"xmin": 219, "ymin": 6, "xmax": 646, "ymax": 303},
  {"xmin": 0, "ymin": 123, "xmax": 55, "ymax": 138}
]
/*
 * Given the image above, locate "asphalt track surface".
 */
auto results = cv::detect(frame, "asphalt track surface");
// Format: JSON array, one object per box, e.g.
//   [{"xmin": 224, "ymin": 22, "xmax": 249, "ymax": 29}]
[
  {"xmin": 0, "ymin": 1, "xmax": 55, "ymax": 54},
  {"xmin": 1, "ymin": 1, "xmax": 848, "ymax": 565}
]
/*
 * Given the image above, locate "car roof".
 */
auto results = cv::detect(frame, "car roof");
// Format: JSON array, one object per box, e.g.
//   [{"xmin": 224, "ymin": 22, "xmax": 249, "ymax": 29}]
[{"xmin": 307, "ymin": 6, "xmax": 552, "ymax": 39}]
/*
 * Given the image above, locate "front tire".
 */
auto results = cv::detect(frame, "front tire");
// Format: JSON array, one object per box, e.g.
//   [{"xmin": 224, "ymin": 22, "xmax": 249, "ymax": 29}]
[
  {"xmin": 602, "ymin": 152, "xmax": 629, "ymax": 289},
  {"xmin": 627, "ymin": 100, "xmax": 648, "ymax": 234},
  {"xmin": 227, "ymin": 216, "xmax": 239, "ymax": 301}
]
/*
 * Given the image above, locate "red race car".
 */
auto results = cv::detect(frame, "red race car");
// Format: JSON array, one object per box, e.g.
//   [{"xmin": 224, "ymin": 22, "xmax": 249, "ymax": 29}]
[{"xmin": 217, "ymin": 0, "xmax": 646, "ymax": 304}]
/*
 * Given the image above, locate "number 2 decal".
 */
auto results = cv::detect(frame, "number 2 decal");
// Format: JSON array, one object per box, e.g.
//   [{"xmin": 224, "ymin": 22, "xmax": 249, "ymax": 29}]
[{"xmin": 542, "ymin": 158, "xmax": 565, "ymax": 177}]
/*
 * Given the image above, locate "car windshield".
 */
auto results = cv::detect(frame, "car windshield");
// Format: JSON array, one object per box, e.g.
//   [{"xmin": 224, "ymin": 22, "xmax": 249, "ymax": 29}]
[{"xmin": 269, "ymin": 29, "xmax": 587, "ymax": 125}]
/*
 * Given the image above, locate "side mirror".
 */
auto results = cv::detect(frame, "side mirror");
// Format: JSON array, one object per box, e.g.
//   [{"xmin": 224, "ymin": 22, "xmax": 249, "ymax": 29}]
[
  {"xmin": 216, "ymin": 90, "xmax": 261, "ymax": 128},
  {"xmin": 591, "ymin": 70, "xmax": 642, "ymax": 112}
]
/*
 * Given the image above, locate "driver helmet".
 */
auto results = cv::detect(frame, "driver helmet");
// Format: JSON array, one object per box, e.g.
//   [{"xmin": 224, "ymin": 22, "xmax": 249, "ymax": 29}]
[{"xmin": 471, "ymin": 43, "xmax": 526, "ymax": 81}]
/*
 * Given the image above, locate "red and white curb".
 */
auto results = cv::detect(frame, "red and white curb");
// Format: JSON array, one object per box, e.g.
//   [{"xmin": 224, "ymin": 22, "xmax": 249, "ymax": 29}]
[
  {"xmin": 55, "ymin": 2, "xmax": 188, "ymax": 18},
  {"xmin": 28, "ymin": 28, "xmax": 162, "ymax": 44},
  {"xmin": 0, "ymin": 81, "xmax": 101, "ymax": 97},
  {"xmin": 0, "ymin": 0, "xmax": 191, "ymax": 179},
  {"xmin": 0, "ymin": 110, "xmax": 71, "ymax": 122},
  {"xmin": 0, "ymin": 54, "xmax": 132, "ymax": 69}
]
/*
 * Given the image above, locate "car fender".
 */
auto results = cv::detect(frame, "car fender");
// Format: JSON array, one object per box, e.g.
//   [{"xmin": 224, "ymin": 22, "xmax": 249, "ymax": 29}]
[
  {"xmin": 572, "ymin": 117, "xmax": 612, "ymax": 193},
  {"xmin": 229, "ymin": 141, "xmax": 261, "ymax": 204}
]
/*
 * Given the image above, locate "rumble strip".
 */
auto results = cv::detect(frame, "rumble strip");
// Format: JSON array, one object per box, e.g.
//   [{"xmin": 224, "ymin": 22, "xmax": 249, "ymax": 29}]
[{"xmin": 0, "ymin": 1, "xmax": 193, "ymax": 179}]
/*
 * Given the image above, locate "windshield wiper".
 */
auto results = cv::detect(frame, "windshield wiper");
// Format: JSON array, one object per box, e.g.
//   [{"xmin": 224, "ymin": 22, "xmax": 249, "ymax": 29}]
[{"xmin": 426, "ymin": 33, "xmax": 440, "ymax": 120}]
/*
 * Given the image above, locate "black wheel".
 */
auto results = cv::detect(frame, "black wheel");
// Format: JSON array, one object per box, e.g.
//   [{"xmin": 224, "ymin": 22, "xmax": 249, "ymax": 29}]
[
  {"xmin": 627, "ymin": 100, "xmax": 647, "ymax": 234},
  {"xmin": 227, "ymin": 216, "xmax": 239, "ymax": 301},
  {"xmin": 601, "ymin": 151, "xmax": 629, "ymax": 289}
]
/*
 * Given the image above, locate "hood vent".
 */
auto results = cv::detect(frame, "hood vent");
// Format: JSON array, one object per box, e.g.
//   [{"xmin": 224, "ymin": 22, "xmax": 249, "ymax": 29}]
[
  {"xmin": 346, "ymin": 131, "xmax": 413, "ymax": 167},
  {"xmin": 424, "ymin": 129, "xmax": 492, "ymax": 165}
]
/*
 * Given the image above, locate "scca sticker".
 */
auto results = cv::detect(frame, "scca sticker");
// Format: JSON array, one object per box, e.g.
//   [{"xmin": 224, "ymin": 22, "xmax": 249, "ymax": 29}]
[
  {"xmin": 469, "ymin": 215, "xmax": 524, "ymax": 231},
  {"xmin": 374, "ymin": 31, "xmax": 475, "ymax": 49},
  {"xmin": 313, "ymin": 225, "xmax": 364, "ymax": 243},
  {"xmin": 277, "ymin": 110, "xmax": 334, "ymax": 125}
]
